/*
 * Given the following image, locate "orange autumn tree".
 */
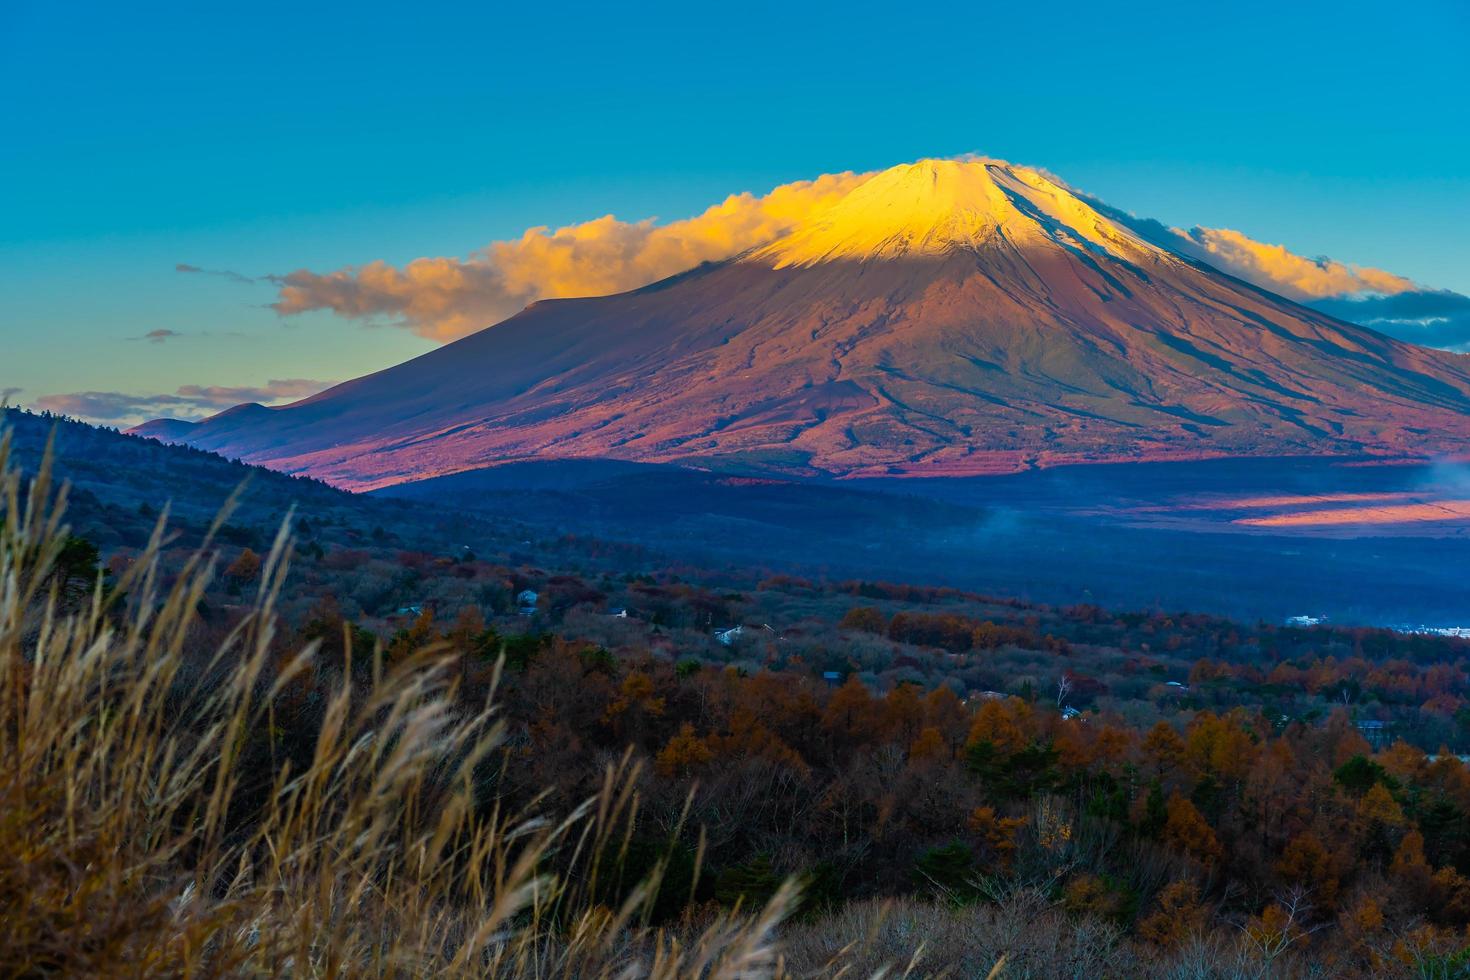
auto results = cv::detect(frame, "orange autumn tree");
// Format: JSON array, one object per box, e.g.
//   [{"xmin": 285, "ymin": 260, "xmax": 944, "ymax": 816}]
[
  {"xmin": 1185, "ymin": 711, "xmax": 1258, "ymax": 784},
  {"xmin": 822, "ymin": 676, "xmax": 881, "ymax": 748},
  {"xmin": 968, "ymin": 805, "xmax": 1026, "ymax": 868},
  {"xmin": 965, "ymin": 698, "xmax": 1030, "ymax": 755},
  {"xmin": 656, "ymin": 723, "xmax": 712, "ymax": 778},
  {"xmin": 1277, "ymin": 832, "xmax": 1339, "ymax": 906},
  {"xmin": 1390, "ymin": 828, "xmax": 1432, "ymax": 901},
  {"xmin": 603, "ymin": 670, "xmax": 665, "ymax": 740},
  {"xmin": 705, "ymin": 706, "xmax": 809, "ymax": 774},
  {"xmin": 882, "ymin": 682, "xmax": 925, "ymax": 746},
  {"xmin": 1142, "ymin": 721, "xmax": 1187, "ymax": 779},
  {"xmin": 225, "ymin": 547, "xmax": 261, "ymax": 583},
  {"xmin": 922, "ymin": 685, "xmax": 971, "ymax": 754},
  {"xmin": 1164, "ymin": 794, "xmax": 1222, "ymax": 864},
  {"xmin": 908, "ymin": 726, "xmax": 948, "ymax": 763},
  {"xmin": 1138, "ymin": 879, "xmax": 1208, "ymax": 947}
]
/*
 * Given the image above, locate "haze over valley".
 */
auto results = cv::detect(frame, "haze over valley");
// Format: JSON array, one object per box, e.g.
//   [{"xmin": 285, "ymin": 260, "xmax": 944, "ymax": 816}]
[{"xmin": 111, "ymin": 156, "xmax": 1470, "ymax": 627}]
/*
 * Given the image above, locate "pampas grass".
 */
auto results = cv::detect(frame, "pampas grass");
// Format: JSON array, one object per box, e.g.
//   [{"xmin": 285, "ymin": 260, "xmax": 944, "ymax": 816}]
[{"xmin": 0, "ymin": 426, "xmax": 806, "ymax": 978}]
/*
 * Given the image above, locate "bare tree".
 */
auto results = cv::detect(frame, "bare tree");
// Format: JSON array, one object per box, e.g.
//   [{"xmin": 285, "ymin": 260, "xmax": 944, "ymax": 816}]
[
  {"xmin": 1237, "ymin": 885, "xmax": 1322, "ymax": 978},
  {"xmin": 1056, "ymin": 673, "xmax": 1073, "ymax": 709}
]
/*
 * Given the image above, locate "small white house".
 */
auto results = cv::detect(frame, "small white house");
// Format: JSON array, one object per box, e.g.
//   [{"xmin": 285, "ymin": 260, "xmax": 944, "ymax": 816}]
[
  {"xmin": 1356, "ymin": 719, "xmax": 1391, "ymax": 748},
  {"xmin": 715, "ymin": 623, "xmax": 781, "ymax": 646}
]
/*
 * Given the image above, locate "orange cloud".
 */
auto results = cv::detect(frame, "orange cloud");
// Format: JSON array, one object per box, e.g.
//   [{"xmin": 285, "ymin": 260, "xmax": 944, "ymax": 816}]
[
  {"xmin": 273, "ymin": 170, "xmax": 872, "ymax": 341},
  {"xmin": 1170, "ymin": 226, "xmax": 1417, "ymax": 301},
  {"xmin": 271, "ymin": 160, "xmax": 1431, "ymax": 343},
  {"xmin": 1235, "ymin": 499, "xmax": 1470, "ymax": 527}
]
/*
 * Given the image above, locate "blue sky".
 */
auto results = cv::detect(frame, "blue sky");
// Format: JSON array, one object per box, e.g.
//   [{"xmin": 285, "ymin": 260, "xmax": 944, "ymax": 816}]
[{"xmin": 2, "ymin": 0, "xmax": 1467, "ymax": 420}]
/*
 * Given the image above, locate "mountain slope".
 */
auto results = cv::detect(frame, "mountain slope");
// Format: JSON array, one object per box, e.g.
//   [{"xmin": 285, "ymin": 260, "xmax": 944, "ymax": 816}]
[{"xmin": 141, "ymin": 159, "xmax": 1470, "ymax": 490}]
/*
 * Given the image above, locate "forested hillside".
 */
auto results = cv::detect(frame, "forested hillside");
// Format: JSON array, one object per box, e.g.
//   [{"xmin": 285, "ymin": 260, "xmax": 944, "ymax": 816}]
[{"xmin": 6, "ymin": 408, "xmax": 1470, "ymax": 976}]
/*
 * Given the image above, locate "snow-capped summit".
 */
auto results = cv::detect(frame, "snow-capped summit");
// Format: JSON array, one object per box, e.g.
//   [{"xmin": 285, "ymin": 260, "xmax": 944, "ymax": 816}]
[{"xmin": 747, "ymin": 158, "xmax": 1158, "ymax": 267}]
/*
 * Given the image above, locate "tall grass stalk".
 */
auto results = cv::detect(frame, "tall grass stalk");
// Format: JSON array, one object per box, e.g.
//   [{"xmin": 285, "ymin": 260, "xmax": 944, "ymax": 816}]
[{"xmin": 0, "ymin": 427, "xmax": 804, "ymax": 977}]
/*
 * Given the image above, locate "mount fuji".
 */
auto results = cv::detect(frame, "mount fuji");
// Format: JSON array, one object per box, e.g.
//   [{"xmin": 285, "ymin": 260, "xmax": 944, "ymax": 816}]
[{"xmin": 134, "ymin": 158, "xmax": 1470, "ymax": 490}]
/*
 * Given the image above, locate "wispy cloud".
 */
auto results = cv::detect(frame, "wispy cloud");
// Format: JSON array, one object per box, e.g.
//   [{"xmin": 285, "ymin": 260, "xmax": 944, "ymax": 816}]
[
  {"xmin": 175, "ymin": 262, "xmax": 263, "ymax": 286},
  {"xmin": 129, "ymin": 327, "xmax": 246, "ymax": 343},
  {"xmin": 1, "ymin": 387, "xmax": 21, "ymax": 404},
  {"xmin": 270, "ymin": 171, "xmax": 873, "ymax": 341},
  {"xmin": 34, "ymin": 378, "xmax": 334, "ymax": 427},
  {"xmin": 1310, "ymin": 290, "xmax": 1470, "ymax": 352},
  {"xmin": 135, "ymin": 328, "xmax": 183, "ymax": 344}
]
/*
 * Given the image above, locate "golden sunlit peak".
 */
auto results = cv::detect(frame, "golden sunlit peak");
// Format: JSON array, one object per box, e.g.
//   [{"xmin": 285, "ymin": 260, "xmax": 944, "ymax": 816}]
[{"xmin": 746, "ymin": 155, "xmax": 1160, "ymax": 269}]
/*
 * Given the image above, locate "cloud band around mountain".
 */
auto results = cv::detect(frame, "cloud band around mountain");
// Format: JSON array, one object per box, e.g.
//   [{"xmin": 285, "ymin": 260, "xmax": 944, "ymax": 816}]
[
  {"xmin": 1167, "ymin": 226, "xmax": 1417, "ymax": 301},
  {"xmin": 265, "ymin": 164, "xmax": 1470, "ymax": 352},
  {"xmin": 34, "ymin": 379, "xmax": 334, "ymax": 427},
  {"xmin": 270, "ymin": 171, "xmax": 872, "ymax": 341}
]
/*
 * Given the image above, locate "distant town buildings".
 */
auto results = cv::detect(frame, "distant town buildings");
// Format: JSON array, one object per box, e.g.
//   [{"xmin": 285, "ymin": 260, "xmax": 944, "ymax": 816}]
[{"xmin": 1393, "ymin": 625, "xmax": 1470, "ymax": 639}]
